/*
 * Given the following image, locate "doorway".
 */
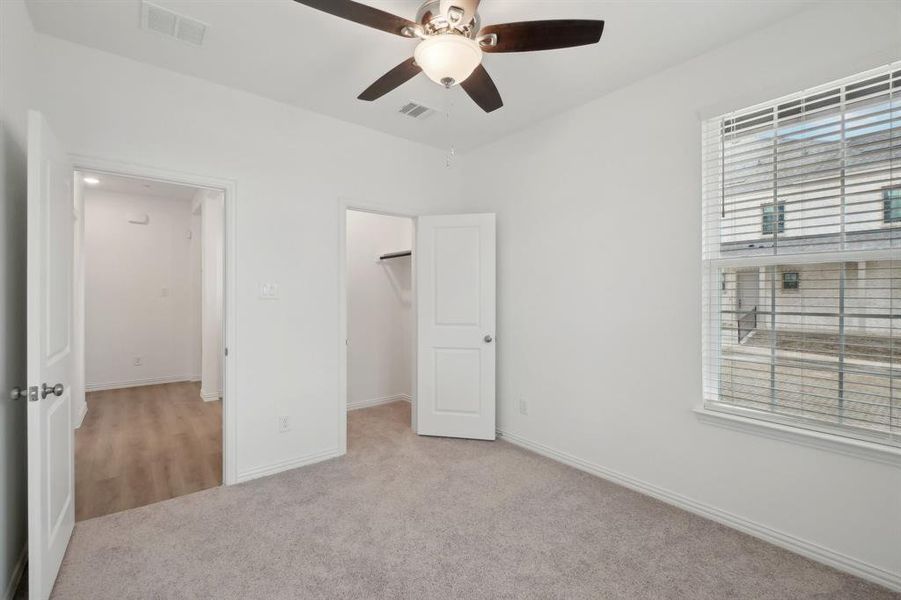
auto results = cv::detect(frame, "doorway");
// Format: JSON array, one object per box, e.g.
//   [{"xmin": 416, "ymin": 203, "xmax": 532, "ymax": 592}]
[
  {"xmin": 736, "ymin": 268, "xmax": 760, "ymax": 313},
  {"xmin": 73, "ymin": 170, "xmax": 225, "ymax": 521},
  {"xmin": 339, "ymin": 206, "xmax": 497, "ymax": 451},
  {"xmin": 736, "ymin": 268, "xmax": 760, "ymax": 343},
  {"xmin": 343, "ymin": 209, "xmax": 415, "ymax": 449}
]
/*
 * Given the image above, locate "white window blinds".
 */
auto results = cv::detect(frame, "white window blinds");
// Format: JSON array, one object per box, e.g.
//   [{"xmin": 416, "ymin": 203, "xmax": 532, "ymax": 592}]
[{"xmin": 702, "ymin": 64, "xmax": 900, "ymax": 447}]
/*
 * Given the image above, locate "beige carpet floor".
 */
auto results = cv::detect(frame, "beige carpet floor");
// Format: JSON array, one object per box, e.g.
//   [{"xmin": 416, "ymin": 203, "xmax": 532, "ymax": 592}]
[{"xmin": 48, "ymin": 401, "xmax": 896, "ymax": 599}]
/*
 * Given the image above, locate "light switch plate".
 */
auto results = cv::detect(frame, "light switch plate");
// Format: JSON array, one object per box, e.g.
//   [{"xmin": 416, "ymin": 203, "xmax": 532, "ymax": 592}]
[{"xmin": 259, "ymin": 283, "xmax": 279, "ymax": 299}]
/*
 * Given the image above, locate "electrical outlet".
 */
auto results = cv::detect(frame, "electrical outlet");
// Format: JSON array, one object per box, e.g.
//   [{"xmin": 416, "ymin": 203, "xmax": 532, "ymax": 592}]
[
  {"xmin": 278, "ymin": 416, "xmax": 290, "ymax": 433},
  {"xmin": 519, "ymin": 399, "xmax": 529, "ymax": 416},
  {"xmin": 134, "ymin": 357, "xmax": 143, "ymax": 367}
]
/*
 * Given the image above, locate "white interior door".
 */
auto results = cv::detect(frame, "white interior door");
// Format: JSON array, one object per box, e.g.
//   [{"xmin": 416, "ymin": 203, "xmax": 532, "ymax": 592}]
[
  {"xmin": 416, "ymin": 213, "xmax": 495, "ymax": 440},
  {"xmin": 27, "ymin": 110, "xmax": 75, "ymax": 600}
]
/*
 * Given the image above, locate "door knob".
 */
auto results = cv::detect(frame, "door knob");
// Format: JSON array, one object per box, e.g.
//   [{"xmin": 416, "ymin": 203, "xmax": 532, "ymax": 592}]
[
  {"xmin": 41, "ymin": 383, "xmax": 64, "ymax": 400},
  {"xmin": 9, "ymin": 387, "xmax": 27, "ymax": 401},
  {"xmin": 484, "ymin": 335, "xmax": 494, "ymax": 343}
]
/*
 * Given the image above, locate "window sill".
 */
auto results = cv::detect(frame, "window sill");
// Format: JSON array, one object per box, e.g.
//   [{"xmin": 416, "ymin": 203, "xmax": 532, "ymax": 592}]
[{"xmin": 694, "ymin": 407, "xmax": 901, "ymax": 468}]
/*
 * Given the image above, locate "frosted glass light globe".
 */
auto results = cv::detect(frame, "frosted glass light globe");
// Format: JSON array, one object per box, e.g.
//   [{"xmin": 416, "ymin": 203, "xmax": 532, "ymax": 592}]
[{"xmin": 414, "ymin": 35, "xmax": 482, "ymax": 88}]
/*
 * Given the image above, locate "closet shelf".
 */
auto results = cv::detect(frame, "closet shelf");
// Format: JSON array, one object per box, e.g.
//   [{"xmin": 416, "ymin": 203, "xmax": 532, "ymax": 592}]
[{"xmin": 380, "ymin": 250, "xmax": 412, "ymax": 261}]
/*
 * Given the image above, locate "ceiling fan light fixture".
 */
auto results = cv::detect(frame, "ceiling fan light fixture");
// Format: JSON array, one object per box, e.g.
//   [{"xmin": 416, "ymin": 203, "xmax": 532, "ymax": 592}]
[{"xmin": 414, "ymin": 34, "xmax": 482, "ymax": 88}]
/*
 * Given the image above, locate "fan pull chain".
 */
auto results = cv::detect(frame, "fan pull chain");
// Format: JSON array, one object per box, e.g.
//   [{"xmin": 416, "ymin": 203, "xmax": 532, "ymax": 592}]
[{"xmin": 446, "ymin": 91, "xmax": 456, "ymax": 169}]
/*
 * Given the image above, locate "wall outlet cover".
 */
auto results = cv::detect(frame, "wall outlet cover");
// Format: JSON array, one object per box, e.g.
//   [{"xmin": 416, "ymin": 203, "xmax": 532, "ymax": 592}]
[{"xmin": 278, "ymin": 416, "xmax": 290, "ymax": 433}]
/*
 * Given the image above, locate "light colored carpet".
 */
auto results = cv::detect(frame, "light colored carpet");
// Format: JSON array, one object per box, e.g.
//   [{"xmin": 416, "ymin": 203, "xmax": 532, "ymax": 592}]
[{"xmin": 50, "ymin": 401, "xmax": 896, "ymax": 599}]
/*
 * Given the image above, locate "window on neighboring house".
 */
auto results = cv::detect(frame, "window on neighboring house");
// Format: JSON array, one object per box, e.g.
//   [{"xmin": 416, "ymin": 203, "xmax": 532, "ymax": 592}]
[
  {"xmin": 762, "ymin": 202, "xmax": 785, "ymax": 235},
  {"xmin": 702, "ymin": 63, "xmax": 901, "ymax": 449},
  {"xmin": 884, "ymin": 187, "xmax": 901, "ymax": 223},
  {"xmin": 782, "ymin": 272, "xmax": 799, "ymax": 289}
]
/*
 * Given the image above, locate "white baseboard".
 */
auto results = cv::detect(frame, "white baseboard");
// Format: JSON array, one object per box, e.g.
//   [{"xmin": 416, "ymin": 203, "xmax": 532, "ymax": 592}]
[
  {"xmin": 74, "ymin": 401, "xmax": 88, "ymax": 429},
  {"xmin": 347, "ymin": 393, "xmax": 411, "ymax": 412},
  {"xmin": 497, "ymin": 429, "xmax": 901, "ymax": 593},
  {"xmin": 86, "ymin": 375, "xmax": 199, "ymax": 392},
  {"xmin": 199, "ymin": 388, "xmax": 221, "ymax": 402},
  {"xmin": 3, "ymin": 544, "xmax": 26, "ymax": 600},
  {"xmin": 236, "ymin": 448, "xmax": 343, "ymax": 484}
]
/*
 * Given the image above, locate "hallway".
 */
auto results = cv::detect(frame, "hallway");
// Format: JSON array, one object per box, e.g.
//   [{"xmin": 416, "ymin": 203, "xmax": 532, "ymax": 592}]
[{"xmin": 75, "ymin": 382, "xmax": 221, "ymax": 521}]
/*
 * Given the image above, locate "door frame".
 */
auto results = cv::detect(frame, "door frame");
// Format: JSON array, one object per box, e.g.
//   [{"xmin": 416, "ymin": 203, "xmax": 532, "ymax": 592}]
[
  {"xmin": 69, "ymin": 153, "xmax": 239, "ymax": 485},
  {"xmin": 337, "ymin": 199, "xmax": 418, "ymax": 454}
]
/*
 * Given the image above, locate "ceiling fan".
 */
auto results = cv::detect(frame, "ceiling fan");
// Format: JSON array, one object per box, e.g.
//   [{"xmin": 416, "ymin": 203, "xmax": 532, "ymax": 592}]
[{"xmin": 292, "ymin": 0, "xmax": 605, "ymax": 113}]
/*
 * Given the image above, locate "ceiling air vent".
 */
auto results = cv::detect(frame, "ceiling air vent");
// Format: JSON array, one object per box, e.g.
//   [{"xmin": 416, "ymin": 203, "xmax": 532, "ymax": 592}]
[
  {"xmin": 142, "ymin": 2, "xmax": 208, "ymax": 47},
  {"xmin": 143, "ymin": 2, "xmax": 177, "ymax": 37},
  {"xmin": 175, "ymin": 16, "xmax": 207, "ymax": 46},
  {"xmin": 398, "ymin": 101, "xmax": 436, "ymax": 120}
]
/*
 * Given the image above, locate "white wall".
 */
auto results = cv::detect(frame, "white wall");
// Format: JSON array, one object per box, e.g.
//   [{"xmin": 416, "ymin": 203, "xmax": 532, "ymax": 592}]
[
  {"xmin": 0, "ymin": 0, "xmax": 33, "ymax": 595},
  {"xmin": 199, "ymin": 189, "xmax": 224, "ymax": 401},
  {"xmin": 346, "ymin": 210, "xmax": 413, "ymax": 409},
  {"xmin": 84, "ymin": 189, "xmax": 200, "ymax": 390},
  {"xmin": 27, "ymin": 28, "xmax": 458, "ymax": 482},
  {"xmin": 459, "ymin": 0, "xmax": 901, "ymax": 588}
]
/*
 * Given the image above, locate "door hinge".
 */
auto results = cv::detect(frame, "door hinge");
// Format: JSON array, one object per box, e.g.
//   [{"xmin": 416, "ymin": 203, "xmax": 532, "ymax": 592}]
[{"xmin": 224, "ymin": 347, "xmax": 229, "ymax": 357}]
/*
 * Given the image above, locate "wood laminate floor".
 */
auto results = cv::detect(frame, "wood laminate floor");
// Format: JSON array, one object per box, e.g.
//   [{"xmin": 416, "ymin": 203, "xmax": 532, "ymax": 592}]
[{"xmin": 75, "ymin": 381, "xmax": 222, "ymax": 521}]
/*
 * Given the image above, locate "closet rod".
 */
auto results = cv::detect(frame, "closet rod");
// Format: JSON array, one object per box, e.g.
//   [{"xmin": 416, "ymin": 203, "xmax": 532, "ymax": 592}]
[{"xmin": 379, "ymin": 250, "xmax": 412, "ymax": 261}]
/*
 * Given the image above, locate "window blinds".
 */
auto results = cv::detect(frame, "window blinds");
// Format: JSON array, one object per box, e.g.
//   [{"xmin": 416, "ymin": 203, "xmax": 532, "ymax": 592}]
[{"xmin": 702, "ymin": 64, "xmax": 900, "ymax": 447}]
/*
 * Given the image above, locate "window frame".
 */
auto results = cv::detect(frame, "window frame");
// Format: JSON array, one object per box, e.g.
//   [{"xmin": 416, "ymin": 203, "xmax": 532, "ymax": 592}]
[{"xmin": 700, "ymin": 63, "xmax": 901, "ymax": 456}]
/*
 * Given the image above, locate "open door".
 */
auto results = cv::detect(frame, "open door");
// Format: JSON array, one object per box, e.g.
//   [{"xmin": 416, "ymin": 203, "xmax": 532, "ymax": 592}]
[
  {"xmin": 416, "ymin": 213, "xmax": 496, "ymax": 440},
  {"xmin": 27, "ymin": 110, "xmax": 75, "ymax": 600}
]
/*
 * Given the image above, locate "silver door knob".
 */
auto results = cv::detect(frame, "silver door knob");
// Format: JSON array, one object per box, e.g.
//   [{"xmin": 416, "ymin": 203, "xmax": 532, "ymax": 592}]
[
  {"xmin": 484, "ymin": 335, "xmax": 493, "ymax": 343},
  {"xmin": 9, "ymin": 387, "xmax": 27, "ymax": 401},
  {"xmin": 41, "ymin": 383, "xmax": 64, "ymax": 399}
]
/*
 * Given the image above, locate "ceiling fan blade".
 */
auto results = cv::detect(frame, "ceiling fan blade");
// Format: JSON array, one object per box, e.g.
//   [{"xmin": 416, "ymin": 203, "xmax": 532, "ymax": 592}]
[
  {"xmin": 460, "ymin": 64, "xmax": 503, "ymax": 113},
  {"xmin": 358, "ymin": 58, "xmax": 422, "ymax": 101},
  {"xmin": 293, "ymin": 0, "xmax": 418, "ymax": 37},
  {"xmin": 479, "ymin": 20, "xmax": 605, "ymax": 53}
]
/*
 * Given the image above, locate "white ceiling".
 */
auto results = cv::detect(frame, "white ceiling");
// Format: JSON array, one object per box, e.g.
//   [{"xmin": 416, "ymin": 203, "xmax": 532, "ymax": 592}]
[
  {"xmin": 27, "ymin": 0, "xmax": 815, "ymax": 151},
  {"xmin": 81, "ymin": 171, "xmax": 199, "ymax": 201}
]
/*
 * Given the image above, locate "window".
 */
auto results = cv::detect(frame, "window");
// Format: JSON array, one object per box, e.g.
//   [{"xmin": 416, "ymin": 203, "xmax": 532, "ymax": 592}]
[
  {"xmin": 884, "ymin": 187, "xmax": 901, "ymax": 223},
  {"xmin": 762, "ymin": 202, "xmax": 785, "ymax": 235},
  {"xmin": 702, "ymin": 63, "xmax": 901, "ymax": 449},
  {"xmin": 781, "ymin": 271, "xmax": 799, "ymax": 289}
]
